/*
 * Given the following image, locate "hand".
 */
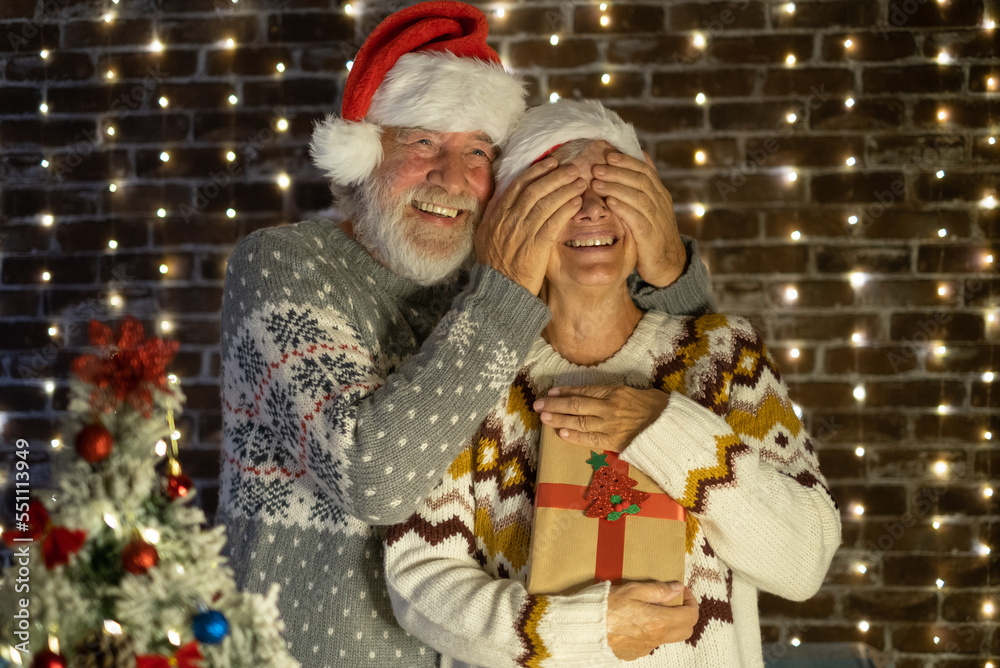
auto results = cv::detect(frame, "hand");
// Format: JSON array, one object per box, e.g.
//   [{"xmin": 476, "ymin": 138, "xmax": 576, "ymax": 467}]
[
  {"xmin": 591, "ymin": 151, "xmax": 687, "ymax": 288},
  {"xmin": 533, "ymin": 385, "xmax": 670, "ymax": 453},
  {"xmin": 607, "ymin": 582, "xmax": 699, "ymax": 660},
  {"xmin": 475, "ymin": 157, "xmax": 585, "ymax": 295}
]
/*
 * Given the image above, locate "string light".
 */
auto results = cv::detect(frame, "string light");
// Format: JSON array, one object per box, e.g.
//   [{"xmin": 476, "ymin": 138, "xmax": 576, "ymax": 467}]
[
  {"xmin": 104, "ymin": 620, "xmax": 123, "ymax": 635},
  {"xmin": 984, "ymin": 372, "xmax": 994, "ymax": 382},
  {"xmin": 159, "ymin": 96, "xmax": 169, "ymax": 107},
  {"xmin": 933, "ymin": 460, "xmax": 948, "ymax": 475},
  {"xmin": 694, "ymin": 150, "xmax": 706, "ymax": 164},
  {"xmin": 853, "ymin": 503, "xmax": 865, "ymax": 516},
  {"xmin": 848, "ymin": 215, "xmax": 859, "ymax": 225},
  {"xmin": 938, "ymin": 227, "xmax": 947, "ymax": 237},
  {"xmin": 225, "ymin": 37, "xmax": 236, "ymax": 49},
  {"xmin": 935, "ymin": 344, "xmax": 947, "ymax": 355},
  {"xmin": 227, "ymin": 208, "xmax": 237, "ymax": 218},
  {"xmin": 936, "ymin": 169, "xmax": 945, "ymax": 178},
  {"xmin": 41, "ymin": 158, "xmax": 50, "ymax": 168},
  {"xmin": 986, "ymin": 431, "xmax": 993, "ymax": 440},
  {"xmin": 846, "ymin": 156, "xmax": 856, "ymax": 166},
  {"xmin": 41, "ymin": 214, "xmax": 54, "ymax": 227},
  {"xmin": 229, "ymin": 94, "xmax": 239, "ymax": 105},
  {"xmin": 857, "ymin": 621, "xmax": 869, "ymax": 632},
  {"xmin": 40, "ymin": 102, "xmax": 49, "ymax": 114},
  {"xmin": 106, "ymin": 125, "xmax": 116, "ymax": 136},
  {"xmin": 982, "ymin": 195, "xmax": 997, "ymax": 209},
  {"xmin": 790, "ymin": 230, "xmax": 801, "ymax": 241},
  {"xmin": 48, "ymin": 326, "xmax": 57, "ymax": 336},
  {"xmin": 276, "ymin": 117, "xmax": 289, "ymax": 131},
  {"xmin": 786, "ymin": 112, "xmax": 797, "ymax": 123},
  {"xmin": 160, "ymin": 151, "xmax": 170, "ymax": 162},
  {"xmin": 44, "ymin": 380, "xmax": 55, "ymax": 394},
  {"xmin": 844, "ymin": 38, "xmax": 853, "ymax": 48},
  {"xmin": 599, "ymin": 2, "xmax": 607, "ymax": 9},
  {"xmin": 494, "ymin": 7, "xmax": 504, "ymax": 18},
  {"xmin": 157, "ymin": 208, "xmax": 167, "ymax": 218},
  {"xmin": 936, "ymin": 578, "xmax": 945, "ymax": 588},
  {"xmin": 599, "ymin": 15, "xmax": 610, "ymax": 27},
  {"xmin": 109, "ymin": 293, "xmax": 122, "ymax": 307},
  {"xmin": 937, "ymin": 285, "xmax": 947, "ymax": 296},
  {"xmin": 226, "ymin": 150, "xmax": 237, "ymax": 162},
  {"xmin": 937, "ymin": 51, "xmax": 951, "ymax": 64},
  {"xmin": 103, "ymin": 12, "xmax": 114, "ymax": 22},
  {"xmin": 276, "ymin": 62, "xmax": 285, "ymax": 73},
  {"xmin": 784, "ymin": 287, "xmax": 798, "ymax": 301},
  {"xmin": 150, "ymin": 38, "xmax": 164, "ymax": 53},
  {"xmin": 159, "ymin": 264, "xmax": 169, "ymax": 274},
  {"xmin": 937, "ymin": 109, "xmax": 948, "ymax": 121},
  {"xmin": 989, "ymin": 136, "xmax": 996, "ymax": 145},
  {"xmin": 851, "ymin": 332, "xmax": 863, "ymax": 344},
  {"xmin": 850, "ymin": 272, "xmax": 866, "ymax": 287},
  {"xmin": 933, "ymin": 519, "xmax": 941, "ymax": 529},
  {"xmin": 41, "ymin": 271, "xmax": 51, "ymax": 282},
  {"xmin": 156, "ymin": 439, "xmax": 168, "ymax": 456},
  {"xmin": 167, "ymin": 630, "xmax": 182, "ymax": 646},
  {"xmin": 785, "ymin": 2, "xmax": 795, "ymax": 12},
  {"xmin": 845, "ymin": 97, "xmax": 855, "ymax": 107},
  {"xmin": 856, "ymin": 563, "xmax": 867, "ymax": 574},
  {"xmin": 977, "ymin": 543, "xmax": 991, "ymax": 556},
  {"xmin": 853, "ymin": 385, "xmax": 866, "ymax": 401},
  {"xmin": 790, "ymin": 637, "xmax": 801, "ymax": 647},
  {"xmin": 105, "ymin": 69, "xmax": 116, "ymax": 80},
  {"xmin": 790, "ymin": 348, "xmax": 800, "ymax": 358},
  {"xmin": 108, "ymin": 239, "xmax": 118, "ymax": 249},
  {"xmin": 985, "ymin": 487, "xmax": 995, "ymax": 497},
  {"xmin": 345, "ymin": 3, "xmax": 354, "ymax": 14},
  {"xmin": 346, "ymin": 60, "xmax": 354, "ymax": 71},
  {"xmin": 40, "ymin": 49, "xmax": 49, "ymax": 59},
  {"xmin": 985, "ymin": 602, "xmax": 995, "ymax": 616},
  {"xmin": 692, "ymin": 33, "xmax": 706, "ymax": 48},
  {"xmin": 785, "ymin": 54, "xmax": 796, "ymax": 65},
  {"xmin": 933, "ymin": 636, "xmax": 940, "ymax": 645},
  {"xmin": 51, "ymin": 438, "xmax": 61, "ymax": 449},
  {"xmin": 278, "ymin": 173, "xmax": 291, "ymax": 189},
  {"xmin": 601, "ymin": 73, "xmax": 611, "ymax": 84},
  {"xmin": 694, "ymin": 204, "xmax": 705, "ymax": 217},
  {"xmin": 786, "ymin": 170, "xmax": 798, "ymax": 182},
  {"xmin": 160, "ymin": 320, "xmax": 173, "ymax": 333},
  {"xmin": 550, "ymin": 34, "xmax": 559, "ymax": 45},
  {"xmin": 549, "ymin": 92, "xmax": 560, "ymax": 103},
  {"xmin": 986, "ymin": 254, "xmax": 995, "ymax": 264},
  {"xmin": 695, "ymin": 92, "xmax": 706, "ymax": 104},
  {"xmin": 855, "ymin": 446, "xmax": 865, "ymax": 457}
]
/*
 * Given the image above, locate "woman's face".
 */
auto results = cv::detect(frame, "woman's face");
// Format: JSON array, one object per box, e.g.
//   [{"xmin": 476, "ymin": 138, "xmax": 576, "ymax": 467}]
[{"xmin": 545, "ymin": 141, "xmax": 638, "ymax": 290}]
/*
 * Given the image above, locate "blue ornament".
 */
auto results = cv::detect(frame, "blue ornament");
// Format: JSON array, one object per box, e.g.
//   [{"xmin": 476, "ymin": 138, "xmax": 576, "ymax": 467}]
[{"xmin": 192, "ymin": 609, "xmax": 229, "ymax": 644}]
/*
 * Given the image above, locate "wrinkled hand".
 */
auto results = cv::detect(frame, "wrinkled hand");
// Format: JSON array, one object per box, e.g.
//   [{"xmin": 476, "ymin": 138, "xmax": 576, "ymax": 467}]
[
  {"xmin": 591, "ymin": 151, "xmax": 686, "ymax": 288},
  {"xmin": 475, "ymin": 157, "xmax": 585, "ymax": 296},
  {"xmin": 607, "ymin": 582, "xmax": 699, "ymax": 661},
  {"xmin": 533, "ymin": 385, "xmax": 670, "ymax": 453}
]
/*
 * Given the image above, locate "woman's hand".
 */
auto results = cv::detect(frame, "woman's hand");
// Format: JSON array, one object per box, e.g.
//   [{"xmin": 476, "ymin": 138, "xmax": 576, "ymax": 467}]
[
  {"xmin": 591, "ymin": 152, "xmax": 687, "ymax": 288},
  {"xmin": 533, "ymin": 385, "xmax": 670, "ymax": 452},
  {"xmin": 607, "ymin": 582, "xmax": 699, "ymax": 660},
  {"xmin": 474, "ymin": 157, "xmax": 586, "ymax": 296}
]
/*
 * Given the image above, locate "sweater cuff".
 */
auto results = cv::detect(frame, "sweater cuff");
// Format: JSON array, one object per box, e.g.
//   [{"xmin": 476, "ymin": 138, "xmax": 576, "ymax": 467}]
[
  {"xmin": 620, "ymin": 392, "xmax": 736, "ymax": 501},
  {"xmin": 631, "ymin": 237, "xmax": 716, "ymax": 316},
  {"xmin": 461, "ymin": 263, "xmax": 552, "ymax": 347},
  {"xmin": 536, "ymin": 581, "xmax": 617, "ymax": 667}
]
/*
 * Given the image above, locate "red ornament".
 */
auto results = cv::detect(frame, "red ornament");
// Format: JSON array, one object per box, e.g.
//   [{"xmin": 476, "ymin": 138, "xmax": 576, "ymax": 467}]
[
  {"xmin": 71, "ymin": 316, "xmax": 179, "ymax": 417},
  {"xmin": 165, "ymin": 472, "xmax": 194, "ymax": 500},
  {"xmin": 122, "ymin": 537, "xmax": 159, "ymax": 575},
  {"xmin": 31, "ymin": 648, "xmax": 67, "ymax": 668},
  {"xmin": 75, "ymin": 423, "xmax": 113, "ymax": 463}
]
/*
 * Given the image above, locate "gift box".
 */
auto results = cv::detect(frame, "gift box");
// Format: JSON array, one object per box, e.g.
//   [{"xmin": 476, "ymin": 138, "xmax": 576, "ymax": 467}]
[{"xmin": 526, "ymin": 426, "xmax": 686, "ymax": 597}]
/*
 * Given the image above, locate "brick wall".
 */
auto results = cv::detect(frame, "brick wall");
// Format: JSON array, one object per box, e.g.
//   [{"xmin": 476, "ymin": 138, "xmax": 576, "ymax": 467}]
[{"xmin": 1, "ymin": 0, "xmax": 997, "ymax": 664}]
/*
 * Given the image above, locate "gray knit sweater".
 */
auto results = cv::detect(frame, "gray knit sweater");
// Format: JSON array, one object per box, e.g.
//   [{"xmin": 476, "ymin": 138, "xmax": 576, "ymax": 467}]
[{"xmin": 216, "ymin": 218, "xmax": 715, "ymax": 667}]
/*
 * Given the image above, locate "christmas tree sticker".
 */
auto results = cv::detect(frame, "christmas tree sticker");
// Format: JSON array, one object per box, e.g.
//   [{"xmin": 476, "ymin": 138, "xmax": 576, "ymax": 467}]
[
  {"xmin": 0, "ymin": 317, "xmax": 299, "ymax": 667},
  {"xmin": 584, "ymin": 451, "xmax": 650, "ymax": 522}
]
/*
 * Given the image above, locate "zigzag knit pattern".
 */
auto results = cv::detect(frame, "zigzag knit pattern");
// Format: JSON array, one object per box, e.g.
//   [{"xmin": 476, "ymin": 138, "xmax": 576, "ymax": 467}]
[{"xmin": 384, "ymin": 312, "xmax": 842, "ymax": 668}]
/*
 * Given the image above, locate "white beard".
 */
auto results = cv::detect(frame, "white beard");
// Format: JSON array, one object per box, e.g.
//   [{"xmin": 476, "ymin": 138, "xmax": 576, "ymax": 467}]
[{"xmin": 352, "ymin": 175, "xmax": 481, "ymax": 286}]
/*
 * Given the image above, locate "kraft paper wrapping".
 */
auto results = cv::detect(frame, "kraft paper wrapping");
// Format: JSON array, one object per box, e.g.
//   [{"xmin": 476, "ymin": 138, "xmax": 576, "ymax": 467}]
[{"xmin": 526, "ymin": 426, "xmax": 685, "ymax": 598}]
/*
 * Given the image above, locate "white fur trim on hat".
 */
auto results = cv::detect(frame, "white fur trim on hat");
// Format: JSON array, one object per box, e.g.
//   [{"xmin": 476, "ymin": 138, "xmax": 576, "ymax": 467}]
[
  {"xmin": 494, "ymin": 99, "xmax": 643, "ymax": 196},
  {"xmin": 309, "ymin": 116, "xmax": 383, "ymax": 187},
  {"xmin": 369, "ymin": 52, "xmax": 525, "ymax": 146},
  {"xmin": 309, "ymin": 51, "xmax": 525, "ymax": 188}
]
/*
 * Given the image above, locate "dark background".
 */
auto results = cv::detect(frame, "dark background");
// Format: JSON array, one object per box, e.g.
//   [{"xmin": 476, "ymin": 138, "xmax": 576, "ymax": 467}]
[{"xmin": 0, "ymin": 0, "xmax": 997, "ymax": 664}]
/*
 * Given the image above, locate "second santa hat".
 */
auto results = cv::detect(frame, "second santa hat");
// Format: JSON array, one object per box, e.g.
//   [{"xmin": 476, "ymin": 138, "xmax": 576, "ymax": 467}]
[{"xmin": 310, "ymin": 1, "xmax": 525, "ymax": 188}]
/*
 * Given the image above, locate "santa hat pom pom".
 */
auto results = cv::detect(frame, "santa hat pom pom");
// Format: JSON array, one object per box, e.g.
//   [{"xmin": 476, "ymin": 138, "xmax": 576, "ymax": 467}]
[{"xmin": 309, "ymin": 116, "xmax": 383, "ymax": 187}]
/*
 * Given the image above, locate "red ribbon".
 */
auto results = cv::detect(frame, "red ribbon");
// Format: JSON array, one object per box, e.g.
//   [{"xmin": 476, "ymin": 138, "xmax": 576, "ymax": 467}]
[{"xmin": 534, "ymin": 451, "xmax": 685, "ymax": 584}]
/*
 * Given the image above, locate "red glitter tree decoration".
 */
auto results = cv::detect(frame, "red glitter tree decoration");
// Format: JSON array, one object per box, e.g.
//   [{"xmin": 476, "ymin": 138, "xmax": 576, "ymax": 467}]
[
  {"xmin": 584, "ymin": 452, "xmax": 649, "ymax": 522},
  {"xmin": 71, "ymin": 316, "xmax": 179, "ymax": 418}
]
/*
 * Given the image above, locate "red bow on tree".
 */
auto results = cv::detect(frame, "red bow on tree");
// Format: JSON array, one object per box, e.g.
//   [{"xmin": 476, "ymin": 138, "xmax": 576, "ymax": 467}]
[
  {"xmin": 71, "ymin": 316, "xmax": 179, "ymax": 418},
  {"xmin": 135, "ymin": 641, "xmax": 203, "ymax": 668},
  {"xmin": 4, "ymin": 499, "xmax": 87, "ymax": 569}
]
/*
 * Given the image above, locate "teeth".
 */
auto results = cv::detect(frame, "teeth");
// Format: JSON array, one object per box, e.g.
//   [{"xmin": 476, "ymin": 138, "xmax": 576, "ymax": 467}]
[
  {"xmin": 565, "ymin": 237, "xmax": 615, "ymax": 248},
  {"xmin": 413, "ymin": 201, "xmax": 459, "ymax": 218}
]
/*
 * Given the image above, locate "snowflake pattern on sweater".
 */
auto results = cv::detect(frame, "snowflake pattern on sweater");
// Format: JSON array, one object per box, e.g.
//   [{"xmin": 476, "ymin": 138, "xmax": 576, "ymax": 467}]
[
  {"xmin": 217, "ymin": 219, "xmax": 717, "ymax": 667},
  {"xmin": 384, "ymin": 312, "xmax": 842, "ymax": 668}
]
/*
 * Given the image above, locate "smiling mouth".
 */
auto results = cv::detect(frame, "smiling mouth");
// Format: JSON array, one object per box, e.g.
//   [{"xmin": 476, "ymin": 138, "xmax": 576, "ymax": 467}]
[
  {"xmin": 565, "ymin": 236, "xmax": 617, "ymax": 248},
  {"xmin": 413, "ymin": 200, "xmax": 460, "ymax": 218}
]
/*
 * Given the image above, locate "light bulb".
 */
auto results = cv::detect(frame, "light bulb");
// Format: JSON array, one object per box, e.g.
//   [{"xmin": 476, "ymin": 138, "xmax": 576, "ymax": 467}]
[
  {"xmin": 40, "ymin": 102, "xmax": 49, "ymax": 113},
  {"xmin": 41, "ymin": 214, "xmax": 54, "ymax": 227},
  {"xmin": 694, "ymin": 150, "xmax": 706, "ymax": 164},
  {"xmin": 226, "ymin": 151, "xmax": 236, "ymax": 162},
  {"xmin": 159, "ymin": 96, "xmax": 169, "ymax": 107},
  {"xmin": 936, "ymin": 578, "xmax": 945, "ymax": 588},
  {"xmin": 151, "ymin": 39, "xmax": 164, "ymax": 52},
  {"xmin": 938, "ymin": 227, "xmax": 947, "ymax": 237},
  {"xmin": 155, "ymin": 439, "xmax": 167, "ymax": 456},
  {"xmin": 276, "ymin": 62, "xmax": 285, "ymax": 72},
  {"xmin": 983, "ymin": 372, "xmax": 994, "ymax": 382},
  {"xmin": 160, "ymin": 320, "xmax": 172, "ymax": 333},
  {"xmin": 855, "ymin": 446, "xmax": 865, "ymax": 457},
  {"xmin": 550, "ymin": 34, "xmax": 559, "ymax": 45},
  {"xmin": 494, "ymin": 7, "xmax": 504, "ymax": 17},
  {"xmin": 853, "ymin": 504, "xmax": 865, "ymax": 516},
  {"xmin": 933, "ymin": 520, "xmax": 941, "ymax": 529},
  {"xmin": 790, "ymin": 637, "xmax": 801, "ymax": 647},
  {"xmin": 696, "ymin": 92, "xmax": 706, "ymax": 104},
  {"xmin": 856, "ymin": 563, "xmax": 867, "ymax": 574},
  {"xmin": 108, "ymin": 239, "xmax": 118, "ymax": 249},
  {"xmin": 48, "ymin": 326, "xmax": 57, "ymax": 336},
  {"xmin": 786, "ymin": 54, "xmax": 796, "ymax": 65},
  {"xmin": 104, "ymin": 620, "xmax": 123, "ymax": 635},
  {"xmin": 345, "ymin": 3, "xmax": 353, "ymax": 14},
  {"xmin": 982, "ymin": 195, "xmax": 997, "ymax": 209},
  {"xmin": 786, "ymin": 171, "xmax": 797, "ymax": 182},
  {"xmin": 790, "ymin": 230, "xmax": 801, "ymax": 241},
  {"xmin": 848, "ymin": 215, "xmax": 858, "ymax": 225},
  {"xmin": 790, "ymin": 348, "xmax": 800, "ymax": 358},
  {"xmin": 160, "ymin": 151, "xmax": 170, "ymax": 162},
  {"xmin": 986, "ymin": 431, "xmax": 993, "ymax": 440},
  {"xmin": 40, "ymin": 49, "xmax": 49, "ymax": 59},
  {"xmin": 599, "ymin": 15, "xmax": 610, "ymax": 27},
  {"xmin": 549, "ymin": 92, "xmax": 560, "ymax": 103},
  {"xmin": 103, "ymin": 12, "xmax": 114, "ymax": 22},
  {"xmin": 845, "ymin": 97, "xmax": 855, "ymax": 107},
  {"xmin": 786, "ymin": 112, "xmax": 797, "ymax": 123},
  {"xmin": 844, "ymin": 38, "xmax": 853, "ymax": 48},
  {"xmin": 229, "ymin": 94, "xmax": 238, "ymax": 105},
  {"xmin": 937, "ymin": 109, "xmax": 947, "ymax": 121},
  {"xmin": 985, "ymin": 487, "xmax": 994, "ymax": 497},
  {"xmin": 277, "ymin": 118, "xmax": 289, "ymax": 131},
  {"xmin": 157, "ymin": 208, "xmax": 167, "ymax": 218},
  {"xmin": 346, "ymin": 60, "xmax": 353, "ymax": 71},
  {"xmin": 938, "ymin": 286, "xmax": 947, "ymax": 296},
  {"xmin": 850, "ymin": 272, "xmax": 866, "ymax": 287},
  {"xmin": 858, "ymin": 621, "xmax": 869, "ymax": 632},
  {"xmin": 278, "ymin": 174, "xmax": 291, "ymax": 189},
  {"xmin": 159, "ymin": 264, "xmax": 168, "ymax": 274},
  {"xmin": 51, "ymin": 438, "xmax": 61, "ymax": 448},
  {"xmin": 694, "ymin": 205, "xmax": 705, "ymax": 217},
  {"xmin": 935, "ymin": 344, "xmax": 947, "ymax": 355},
  {"xmin": 41, "ymin": 271, "xmax": 51, "ymax": 282},
  {"xmin": 225, "ymin": 37, "xmax": 236, "ymax": 49},
  {"xmin": 106, "ymin": 69, "xmax": 115, "ymax": 79},
  {"xmin": 846, "ymin": 156, "xmax": 856, "ymax": 166},
  {"xmin": 784, "ymin": 287, "xmax": 798, "ymax": 301},
  {"xmin": 937, "ymin": 51, "xmax": 951, "ymax": 64},
  {"xmin": 853, "ymin": 385, "xmax": 866, "ymax": 401},
  {"xmin": 601, "ymin": 73, "xmax": 611, "ymax": 84},
  {"xmin": 933, "ymin": 460, "xmax": 948, "ymax": 475}
]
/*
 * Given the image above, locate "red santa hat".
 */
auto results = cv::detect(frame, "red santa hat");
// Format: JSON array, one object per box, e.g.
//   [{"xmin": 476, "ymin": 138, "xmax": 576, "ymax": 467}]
[
  {"xmin": 310, "ymin": 1, "xmax": 525, "ymax": 187},
  {"xmin": 494, "ymin": 99, "xmax": 644, "ymax": 196}
]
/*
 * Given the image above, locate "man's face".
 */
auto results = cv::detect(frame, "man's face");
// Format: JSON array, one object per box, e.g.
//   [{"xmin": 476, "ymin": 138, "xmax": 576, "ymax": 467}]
[{"xmin": 351, "ymin": 126, "xmax": 496, "ymax": 285}]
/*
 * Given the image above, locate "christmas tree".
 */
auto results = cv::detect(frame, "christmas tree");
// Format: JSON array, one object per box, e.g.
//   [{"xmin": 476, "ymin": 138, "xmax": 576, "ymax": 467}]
[
  {"xmin": 584, "ymin": 451, "xmax": 649, "ymax": 522},
  {"xmin": 0, "ymin": 317, "xmax": 299, "ymax": 668}
]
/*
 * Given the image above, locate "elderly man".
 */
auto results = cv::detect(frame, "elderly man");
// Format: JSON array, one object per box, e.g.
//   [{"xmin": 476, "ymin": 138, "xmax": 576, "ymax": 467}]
[{"xmin": 216, "ymin": 2, "xmax": 714, "ymax": 665}]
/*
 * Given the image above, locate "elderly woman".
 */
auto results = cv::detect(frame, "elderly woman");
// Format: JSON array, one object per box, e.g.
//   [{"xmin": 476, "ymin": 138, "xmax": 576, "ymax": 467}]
[{"xmin": 384, "ymin": 100, "xmax": 842, "ymax": 667}]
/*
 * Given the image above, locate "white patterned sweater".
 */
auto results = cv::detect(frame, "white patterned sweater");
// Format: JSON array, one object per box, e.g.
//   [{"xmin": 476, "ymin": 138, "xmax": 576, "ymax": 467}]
[
  {"xmin": 384, "ymin": 312, "xmax": 842, "ymax": 668},
  {"xmin": 216, "ymin": 219, "xmax": 716, "ymax": 667}
]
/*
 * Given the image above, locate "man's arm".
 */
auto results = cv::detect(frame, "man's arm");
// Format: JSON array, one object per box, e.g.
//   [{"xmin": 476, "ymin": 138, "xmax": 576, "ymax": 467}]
[
  {"xmin": 221, "ymin": 227, "xmax": 549, "ymax": 525},
  {"xmin": 628, "ymin": 236, "xmax": 715, "ymax": 316}
]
